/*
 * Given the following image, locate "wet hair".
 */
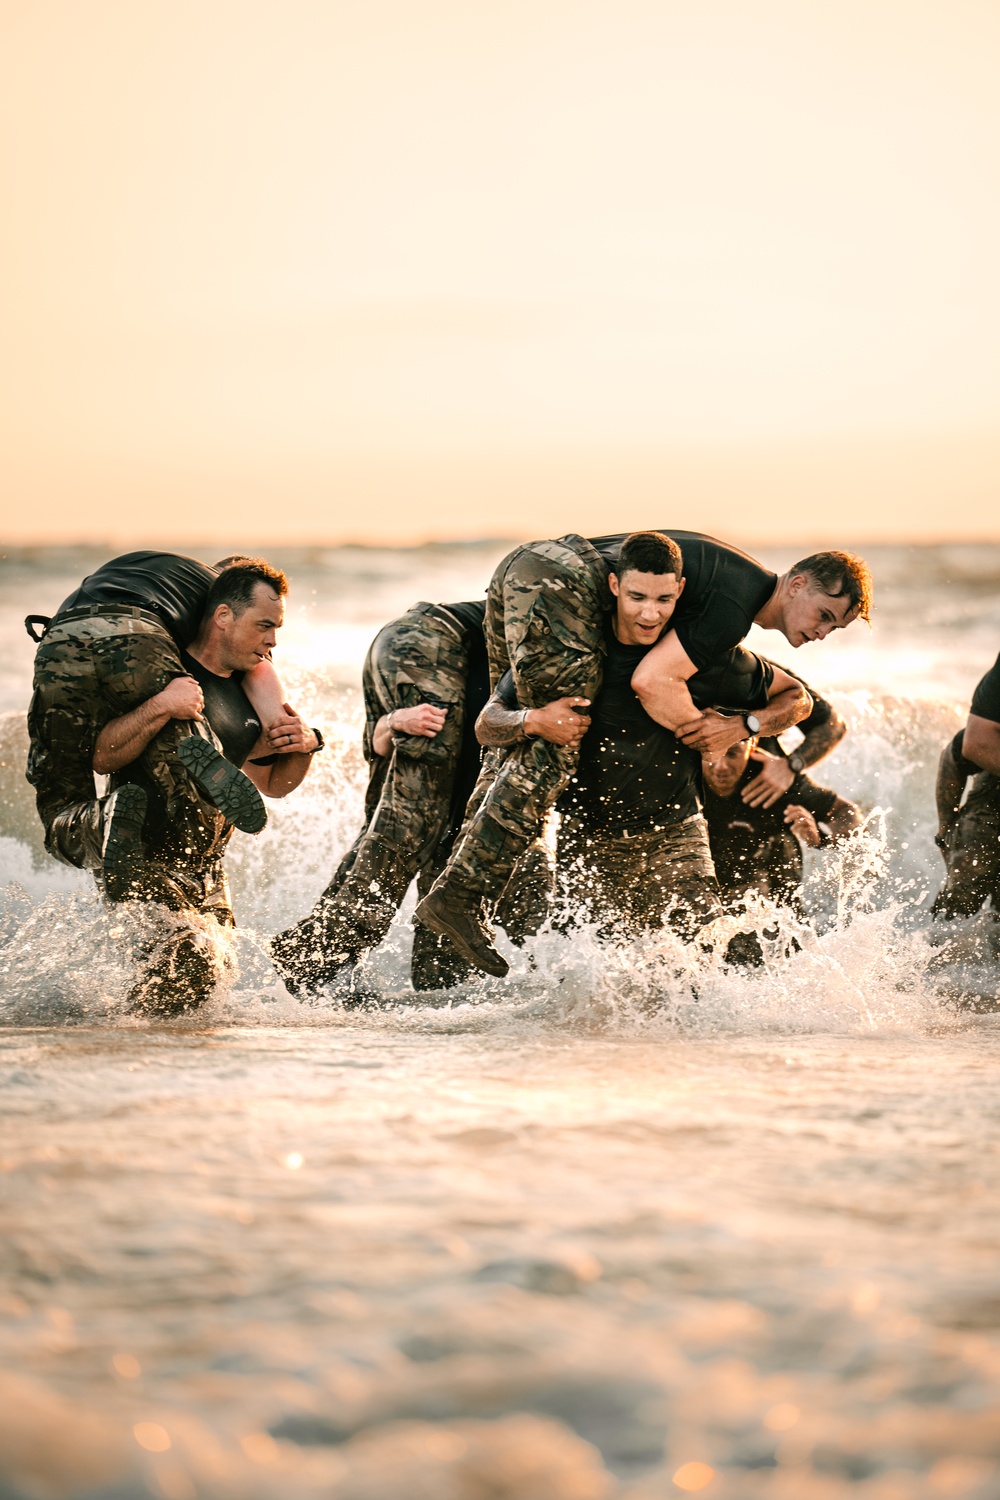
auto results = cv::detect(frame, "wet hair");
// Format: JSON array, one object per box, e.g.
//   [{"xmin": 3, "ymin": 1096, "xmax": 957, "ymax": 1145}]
[
  {"xmin": 614, "ymin": 531, "xmax": 683, "ymax": 581},
  {"xmin": 205, "ymin": 558, "xmax": 288, "ymax": 619},
  {"xmin": 791, "ymin": 550, "xmax": 873, "ymax": 623}
]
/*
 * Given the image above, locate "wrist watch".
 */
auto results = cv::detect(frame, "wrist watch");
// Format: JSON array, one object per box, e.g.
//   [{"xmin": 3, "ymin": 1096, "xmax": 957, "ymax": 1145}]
[
  {"xmin": 788, "ymin": 752, "xmax": 805, "ymax": 774},
  {"xmin": 308, "ymin": 727, "xmax": 325, "ymax": 754},
  {"xmin": 743, "ymin": 713, "xmax": 761, "ymax": 737}
]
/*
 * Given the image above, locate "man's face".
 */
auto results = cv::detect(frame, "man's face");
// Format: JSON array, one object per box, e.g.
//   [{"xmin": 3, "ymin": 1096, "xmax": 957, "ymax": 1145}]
[
  {"xmin": 217, "ymin": 582, "xmax": 285, "ymax": 672},
  {"xmin": 781, "ymin": 575, "xmax": 859, "ymax": 647},
  {"xmin": 609, "ymin": 569, "xmax": 685, "ymax": 647},
  {"xmin": 706, "ymin": 735, "xmax": 755, "ymax": 794}
]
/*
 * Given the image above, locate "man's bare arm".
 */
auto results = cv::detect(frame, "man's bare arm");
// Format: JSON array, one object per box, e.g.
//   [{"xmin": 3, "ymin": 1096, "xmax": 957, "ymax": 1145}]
[
  {"xmin": 630, "ymin": 630, "xmax": 699, "ymax": 730},
  {"xmin": 799, "ymin": 708, "xmax": 847, "ymax": 768},
  {"xmin": 825, "ymin": 794, "xmax": 863, "ymax": 841},
  {"xmin": 675, "ymin": 667, "xmax": 812, "ymax": 756},
  {"xmin": 961, "ymin": 715, "xmax": 1000, "ymax": 778},
  {"xmin": 370, "ymin": 703, "xmax": 447, "ymax": 758},
  {"xmin": 92, "ymin": 676, "xmax": 205, "ymax": 774},
  {"xmin": 476, "ymin": 692, "xmax": 591, "ymax": 748}
]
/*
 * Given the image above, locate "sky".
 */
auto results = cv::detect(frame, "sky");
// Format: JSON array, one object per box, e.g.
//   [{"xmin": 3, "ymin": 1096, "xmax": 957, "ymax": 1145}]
[{"xmin": 2, "ymin": 0, "xmax": 1000, "ymax": 545}]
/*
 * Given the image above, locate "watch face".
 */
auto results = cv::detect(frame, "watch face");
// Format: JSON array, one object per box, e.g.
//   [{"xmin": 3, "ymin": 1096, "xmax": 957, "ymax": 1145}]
[{"xmin": 745, "ymin": 714, "xmax": 761, "ymax": 734}]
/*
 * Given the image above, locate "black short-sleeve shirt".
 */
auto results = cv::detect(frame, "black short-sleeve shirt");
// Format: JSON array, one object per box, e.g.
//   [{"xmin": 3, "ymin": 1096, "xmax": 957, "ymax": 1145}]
[
  {"xmin": 179, "ymin": 651, "xmax": 262, "ymax": 768},
  {"xmin": 53, "ymin": 551, "xmax": 217, "ymax": 649},
  {"xmin": 971, "ymin": 654, "xmax": 1000, "ymax": 725},
  {"xmin": 497, "ymin": 630, "xmax": 772, "ymax": 837},
  {"xmin": 587, "ymin": 530, "xmax": 777, "ymax": 670},
  {"xmin": 439, "ymin": 601, "xmax": 490, "ymax": 837},
  {"xmin": 704, "ymin": 767, "xmax": 840, "ymax": 889}
]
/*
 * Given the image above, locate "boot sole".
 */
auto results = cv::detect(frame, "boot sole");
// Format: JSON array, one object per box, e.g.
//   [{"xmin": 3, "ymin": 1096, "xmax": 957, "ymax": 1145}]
[
  {"xmin": 177, "ymin": 735, "xmax": 267, "ymax": 834},
  {"xmin": 413, "ymin": 897, "xmax": 509, "ymax": 978},
  {"xmin": 103, "ymin": 784, "xmax": 148, "ymax": 903}
]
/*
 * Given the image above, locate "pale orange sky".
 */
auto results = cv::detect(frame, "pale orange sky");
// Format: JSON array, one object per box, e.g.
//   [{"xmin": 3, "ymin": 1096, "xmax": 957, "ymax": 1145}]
[{"xmin": 2, "ymin": 0, "xmax": 1000, "ymax": 544}]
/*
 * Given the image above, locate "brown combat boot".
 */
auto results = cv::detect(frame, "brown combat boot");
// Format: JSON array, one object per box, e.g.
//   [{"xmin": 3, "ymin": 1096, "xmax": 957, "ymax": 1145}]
[{"xmin": 414, "ymin": 882, "xmax": 509, "ymax": 978}]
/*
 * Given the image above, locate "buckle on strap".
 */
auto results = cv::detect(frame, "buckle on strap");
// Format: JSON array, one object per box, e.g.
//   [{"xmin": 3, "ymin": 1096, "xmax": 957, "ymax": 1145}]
[{"xmin": 24, "ymin": 615, "xmax": 52, "ymax": 643}]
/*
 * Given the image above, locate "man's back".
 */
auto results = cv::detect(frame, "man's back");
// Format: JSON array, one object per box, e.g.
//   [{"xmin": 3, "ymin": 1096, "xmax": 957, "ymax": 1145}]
[{"xmin": 54, "ymin": 551, "xmax": 216, "ymax": 649}]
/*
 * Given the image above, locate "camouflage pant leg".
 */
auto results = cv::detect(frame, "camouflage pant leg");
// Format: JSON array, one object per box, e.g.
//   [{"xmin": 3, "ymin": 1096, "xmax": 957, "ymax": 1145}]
[
  {"xmin": 559, "ymin": 814, "xmax": 722, "ymax": 941},
  {"xmin": 437, "ymin": 536, "xmax": 609, "ymax": 900},
  {"xmin": 932, "ymin": 776, "xmax": 1000, "ymax": 918},
  {"xmin": 27, "ymin": 613, "xmax": 224, "ymax": 865},
  {"xmin": 493, "ymin": 835, "xmax": 556, "ymax": 943},
  {"xmin": 280, "ymin": 604, "xmax": 472, "ymax": 965},
  {"xmin": 127, "ymin": 862, "xmax": 236, "ymax": 1013}
]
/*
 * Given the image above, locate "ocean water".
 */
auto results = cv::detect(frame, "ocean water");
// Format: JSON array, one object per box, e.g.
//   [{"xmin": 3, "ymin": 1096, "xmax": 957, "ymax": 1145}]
[{"xmin": 2, "ymin": 540, "xmax": 1000, "ymax": 1500}]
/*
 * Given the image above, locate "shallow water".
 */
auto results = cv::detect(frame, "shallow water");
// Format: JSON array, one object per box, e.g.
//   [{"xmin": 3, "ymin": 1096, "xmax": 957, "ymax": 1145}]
[{"xmin": 2, "ymin": 542, "xmax": 1000, "ymax": 1499}]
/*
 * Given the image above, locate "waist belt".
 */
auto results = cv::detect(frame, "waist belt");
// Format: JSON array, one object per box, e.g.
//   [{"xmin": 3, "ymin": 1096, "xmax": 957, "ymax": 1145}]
[
  {"xmin": 414, "ymin": 601, "xmax": 468, "ymax": 643},
  {"xmin": 25, "ymin": 604, "xmax": 168, "ymax": 641}
]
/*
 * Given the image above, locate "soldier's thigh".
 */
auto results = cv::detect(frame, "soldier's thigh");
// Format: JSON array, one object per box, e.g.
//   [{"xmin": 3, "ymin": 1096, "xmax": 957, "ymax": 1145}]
[
  {"xmin": 92, "ymin": 628, "xmax": 185, "ymax": 711},
  {"xmin": 500, "ymin": 548, "xmax": 605, "ymax": 706}
]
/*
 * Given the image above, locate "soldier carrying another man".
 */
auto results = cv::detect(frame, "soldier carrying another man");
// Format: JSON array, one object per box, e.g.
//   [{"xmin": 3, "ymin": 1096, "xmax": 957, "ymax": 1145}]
[
  {"xmin": 415, "ymin": 528, "xmax": 873, "ymax": 976},
  {"xmin": 25, "ymin": 553, "xmax": 322, "ymax": 1011},
  {"xmin": 270, "ymin": 597, "xmax": 553, "ymax": 998},
  {"xmin": 478, "ymin": 531, "xmax": 813, "ymax": 947}
]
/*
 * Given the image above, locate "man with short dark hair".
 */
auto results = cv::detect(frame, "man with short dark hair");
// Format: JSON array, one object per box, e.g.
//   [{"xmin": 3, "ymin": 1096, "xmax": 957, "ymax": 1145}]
[
  {"xmin": 416, "ymin": 529, "xmax": 869, "ymax": 975},
  {"xmin": 701, "ymin": 710, "xmax": 862, "ymax": 912},
  {"xmin": 932, "ymin": 651, "xmax": 1000, "ymax": 919},
  {"xmin": 25, "ymin": 553, "xmax": 274, "ymax": 892}
]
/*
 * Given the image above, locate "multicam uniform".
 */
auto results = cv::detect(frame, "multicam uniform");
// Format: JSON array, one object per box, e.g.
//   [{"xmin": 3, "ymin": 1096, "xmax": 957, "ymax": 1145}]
[
  {"xmin": 423, "ymin": 530, "xmax": 778, "ymax": 911},
  {"xmin": 933, "ymin": 655, "xmax": 1000, "ymax": 918},
  {"xmin": 25, "ymin": 552, "xmax": 226, "ymax": 873},
  {"xmin": 25, "ymin": 553, "xmax": 237, "ymax": 1010},
  {"xmin": 273, "ymin": 601, "xmax": 551, "ymax": 992}
]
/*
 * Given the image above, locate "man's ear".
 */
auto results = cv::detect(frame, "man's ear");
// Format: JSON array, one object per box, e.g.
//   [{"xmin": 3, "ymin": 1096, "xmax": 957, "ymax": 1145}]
[
  {"xmin": 608, "ymin": 572, "xmax": 620, "ymax": 598},
  {"xmin": 787, "ymin": 573, "xmax": 808, "ymax": 597},
  {"xmin": 675, "ymin": 576, "xmax": 686, "ymax": 598},
  {"xmin": 213, "ymin": 603, "xmax": 233, "ymax": 629}
]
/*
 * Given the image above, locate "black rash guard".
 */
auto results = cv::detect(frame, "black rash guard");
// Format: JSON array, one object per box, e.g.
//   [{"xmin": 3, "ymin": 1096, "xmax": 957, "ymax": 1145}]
[
  {"xmin": 180, "ymin": 651, "xmax": 262, "ymax": 767},
  {"xmin": 497, "ymin": 638, "xmax": 773, "ymax": 838},
  {"xmin": 704, "ymin": 768, "xmax": 840, "ymax": 890},
  {"xmin": 53, "ymin": 551, "xmax": 217, "ymax": 650}
]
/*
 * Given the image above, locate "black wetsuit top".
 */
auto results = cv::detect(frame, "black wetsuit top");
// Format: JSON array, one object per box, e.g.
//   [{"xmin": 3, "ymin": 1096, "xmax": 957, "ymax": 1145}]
[
  {"xmin": 588, "ymin": 531, "xmax": 777, "ymax": 670},
  {"xmin": 704, "ymin": 768, "xmax": 839, "ymax": 890},
  {"xmin": 180, "ymin": 651, "xmax": 262, "ymax": 767},
  {"xmin": 497, "ymin": 635, "xmax": 772, "ymax": 838},
  {"xmin": 53, "ymin": 551, "xmax": 216, "ymax": 650},
  {"xmin": 951, "ymin": 652, "xmax": 1000, "ymax": 778}
]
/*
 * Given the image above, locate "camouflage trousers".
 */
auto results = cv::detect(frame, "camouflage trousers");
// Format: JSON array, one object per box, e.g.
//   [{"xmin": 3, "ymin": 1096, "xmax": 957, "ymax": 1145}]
[
  {"xmin": 275, "ymin": 602, "xmax": 554, "ymax": 990},
  {"xmin": 124, "ymin": 861, "xmax": 236, "ymax": 1014},
  {"xmin": 276, "ymin": 603, "xmax": 474, "ymax": 980},
  {"xmin": 932, "ymin": 774, "xmax": 1000, "ymax": 918},
  {"xmin": 26, "ymin": 607, "xmax": 227, "ymax": 867},
  {"xmin": 428, "ymin": 535, "xmax": 609, "ymax": 904},
  {"xmin": 557, "ymin": 813, "xmax": 723, "ymax": 941}
]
